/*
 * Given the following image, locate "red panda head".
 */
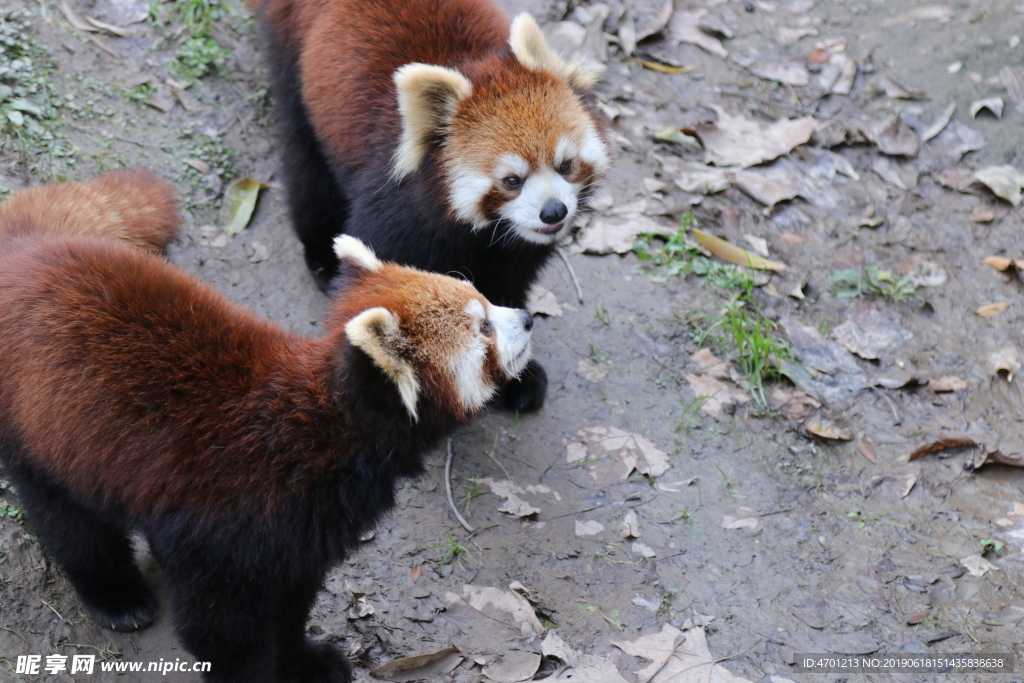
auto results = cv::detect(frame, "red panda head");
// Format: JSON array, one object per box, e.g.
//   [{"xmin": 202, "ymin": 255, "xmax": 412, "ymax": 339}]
[
  {"xmin": 391, "ymin": 13, "xmax": 610, "ymax": 246},
  {"xmin": 331, "ymin": 236, "xmax": 533, "ymax": 421}
]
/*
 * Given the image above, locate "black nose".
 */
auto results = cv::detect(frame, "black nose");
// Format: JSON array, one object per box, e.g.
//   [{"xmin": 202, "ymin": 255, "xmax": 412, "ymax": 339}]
[
  {"xmin": 518, "ymin": 309, "xmax": 533, "ymax": 331},
  {"xmin": 539, "ymin": 199, "xmax": 568, "ymax": 225}
]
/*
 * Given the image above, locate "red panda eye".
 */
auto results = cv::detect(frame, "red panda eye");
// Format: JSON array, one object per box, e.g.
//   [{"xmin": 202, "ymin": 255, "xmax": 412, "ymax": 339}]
[
  {"xmin": 479, "ymin": 321, "xmax": 493, "ymax": 336},
  {"xmin": 503, "ymin": 175, "xmax": 523, "ymax": 190},
  {"xmin": 558, "ymin": 160, "xmax": 573, "ymax": 175}
]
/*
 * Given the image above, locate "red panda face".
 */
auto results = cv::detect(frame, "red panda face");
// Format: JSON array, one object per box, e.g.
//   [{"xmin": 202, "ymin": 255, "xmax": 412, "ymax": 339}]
[
  {"xmin": 391, "ymin": 14, "xmax": 610, "ymax": 246},
  {"xmin": 333, "ymin": 236, "xmax": 532, "ymax": 420}
]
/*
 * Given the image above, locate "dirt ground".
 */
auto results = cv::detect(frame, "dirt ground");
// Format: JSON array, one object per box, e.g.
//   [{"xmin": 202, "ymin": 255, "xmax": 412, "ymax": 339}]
[{"xmin": 2, "ymin": 0, "xmax": 1024, "ymax": 681}]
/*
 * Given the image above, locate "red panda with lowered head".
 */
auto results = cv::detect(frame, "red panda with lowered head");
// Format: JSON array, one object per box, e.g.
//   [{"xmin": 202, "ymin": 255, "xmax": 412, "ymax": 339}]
[
  {"xmin": 251, "ymin": 0, "xmax": 611, "ymax": 412},
  {"xmin": 0, "ymin": 172, "xmax": 533, "ymax": 682}
]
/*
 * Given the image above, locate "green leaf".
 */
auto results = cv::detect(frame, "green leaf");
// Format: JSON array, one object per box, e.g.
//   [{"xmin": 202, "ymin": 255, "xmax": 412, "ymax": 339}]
[{"xmin": 220, "ymin": 177, "xmax": 267, "ymax": 236}]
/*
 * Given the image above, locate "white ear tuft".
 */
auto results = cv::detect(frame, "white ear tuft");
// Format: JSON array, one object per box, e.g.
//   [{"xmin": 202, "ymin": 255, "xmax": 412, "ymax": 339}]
[
  {"xmin": 508, "ymin": 13, "xmax": 602, "ymax": 90},
  {"xmin": 392, "ymin": 63, "xmax": 473, "ymax": 180},
  {"xmin": 345, "ymin": 307, "xmax": 420, "ymax": 421},
  {"xmin": 333, "ymin": 235, "xmax": 382, "ymax": 271}
]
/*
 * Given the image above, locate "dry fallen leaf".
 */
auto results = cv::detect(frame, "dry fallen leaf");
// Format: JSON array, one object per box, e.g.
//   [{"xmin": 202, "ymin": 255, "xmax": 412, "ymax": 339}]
[
  {"xmin": 692, "ymin": 229, "xmax": 787, "ymax": 271},
  {"xmin": 926, "ymin": 376, "xmax": 969, "ymax": 392},
  {"xmin": 612, "ymin": 624, "xmax": 753, "ymax": 683},
  {"xmin": 483, "ymin": 652, "xmax": 542, "ymax": 683},
  {"xmin": 970, "ymin": 96, "xmax": 1005, "ymax": 119},
  {"xmin": 730, "ymin": 160, "xmax": 803, "ymax": 206},
  {"xmin": 987, "ymin": 346, "xmax": 1021, "ymax": 381},
  {"xmin": 620, "ymin": 509, "xmax": 641, "ymax": 538},
  {"xmin": 565, "ymin": 426, "xmax": 671, "ymax": 485},
  {"xmin": 526, "ymin": 286, "xmax": 562, "ymax": 317},
  {"xmin": 458, "ymin": 585, "xmax": 545, "ymax": 637},
  {"xmin": 882, "ymin": 76, "xmax": 926, "ymax": 99},
  {"xmin": 1000, "ymin": 65, "xmax": 1024, "ymax": 107},
  {"xmin": 971, "ymin": 207, "xmax": 996, "ymax": 223},
  {"xmin": 832, "ymin": 304, "xmax": 912, "ymax": 360},
  {"xmin": 804, "ymin": 415, "xmax": 853, "ymax": 440},
  {"xmin": 748, "ymin": 61, "xmax": 809, "ymax": 86},
  {"xmin": 695, "ymin": 106, "xmax": 823, "ymax": 167},
  {"xmin": 59, "ymin": 1, "xmax": 133, "ymax": 36},
  {"xmin": 578, "ymin": 215, "xmax": 673, "ymax": 254},
  {"xmin": 863, "ymin": 114, "xmax": 919, "ymax": 157},
  {"xmin": 369, "ymin": 647, "xmax": 462, "ymax": 681},
  {"xmin": 668, "ymin": 9, "xmax": 728, "ymax": 58},
  {"xmin": 858, "ymin": 440, "xmax": 877, "ymax": 463},
  {"xmin": 922, "ymin": 102, "xmax": 956, "ymax": 142},
  {"xmin": 973, "ymin": 165, "xmax": 1024, "ymax": 206},
  {"xmin": 632, "ymin": 58, "xmax": 693, "ymax": 74},
  {"xmin": 539, "ymin": 631, "xmax": 630, "ymax": 683},
  {"xmin": 575, "ymin": 519, "xmax": 605, "ymax": 537},
  {"xmin": 480, "ymin": 478, "xmax": 542, "ymax": 518},
  {"xmin": 891, "ymin": 5, "xmax": 954, "ymax": 24},
  {"xmin": 984, "ymin": 255, "xmax": 1024, "ymax": 271},
  {"xmin": 722, "ymin": 514, "xmax": 759, "ymax": 531},
  {"xmin": 685, "ymin": 372, "xmax": 751, "ymax": 418},
  {"xmin": 908, "ymin": 436, "xmax": 979, "ymax": 460},
  {"xmin": 411, "ymin": 565, "xmax": 423, "ymax": 582},
  {"xmin": 977, "ymin": 301, "xmax": 1010, "ymax": 318},
  {"xmin": 221, "ymin": 178, "xmax": 268, "ymax": 235},
  {"xmin": 779, "ymin": 232, "xmax": 810, "ymax": 245},
  {"xmin": 960, "ymin": 554, "xmax": 998, "ymax": 577}
]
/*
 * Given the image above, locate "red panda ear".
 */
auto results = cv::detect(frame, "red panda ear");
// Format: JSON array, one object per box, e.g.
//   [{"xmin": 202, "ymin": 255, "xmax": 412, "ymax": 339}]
[
  {"xmin": 508, "ymin": 13, "xmax": 603, "ymax": 90},
  {"xmin": 333, "ymin": 235, "xmax": 383, "ymax": 271},
  {"xmin": 391, "ymin": 64, "xmax": 473, "ymax": 180},
  {"xmin": 345, "ymin": 308, "xmax": 420, "ymax": 421}
]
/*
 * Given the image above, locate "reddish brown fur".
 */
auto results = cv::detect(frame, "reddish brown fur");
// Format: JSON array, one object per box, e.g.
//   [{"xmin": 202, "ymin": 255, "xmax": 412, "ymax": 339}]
[{"xmin": 0, "ymin": 170, "xmax": 180, "ymax": 253}]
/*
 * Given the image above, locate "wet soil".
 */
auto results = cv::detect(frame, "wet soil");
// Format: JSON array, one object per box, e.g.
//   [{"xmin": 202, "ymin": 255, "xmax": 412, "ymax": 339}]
[{"xmin": 2, "ymin": 0, "xmax": 1024, "ymax": 681}]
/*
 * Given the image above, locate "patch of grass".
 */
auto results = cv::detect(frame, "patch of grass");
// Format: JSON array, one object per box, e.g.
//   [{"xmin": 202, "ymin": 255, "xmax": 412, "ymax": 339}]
[
  {"xmin": 594, "ymin": 300, "xmax": 611, "ymax": 325},
  {"xmin": 459, "ymin": 475, "xmax": 481, "ymax": 513},
  {"xmin": 717, "ymin": 297, "xmax": 794, "ymax": 410},
  {"xmin": 427, "ymin": 532, "xmax": 470, "ymax": 569},
  {"xmin": 675, "ymin": 395, "xmax": 709, "ymax": 439},
  {"xmin": 151, "ymin": 0, "xmax": 236, "ymax": 84},
  {"xmin": 831, "ymin": 266, "xmax": 920, "ymax": 302},
  {"xmin": 980, "ymin": 536, "xmax": 1004, "ymax": 556},
  {"xmin": 0, "ymin": 500, "xmax": 24, "ymax": 523},
  {"xmin": 715, "ymin": 464, "xmax": 745, "ymax": 499},
  {"xmin": 847, "ymin": 509, "xmax": 886, "ymax": 530},
  {"xmin": 633, "ymin": 212, "xmax": 755, "ymax": 292}
]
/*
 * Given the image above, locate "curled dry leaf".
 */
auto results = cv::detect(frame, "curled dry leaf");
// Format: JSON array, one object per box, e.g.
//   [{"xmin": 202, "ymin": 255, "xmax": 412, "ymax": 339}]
[
  {"xmin": 925, "ymin": 121, "xmax": 985, "ymax": 163},
  {"xmin": 922, "ymin": 102, "xmax": 956, "ymax": 142},
  {"xmin": 804, "ymin": 415, "xmax": 853, "ymax": 441},
  {"xmin": 612, "ymin": 623, "xmax": 753, "ymax": 683},
  {"xmin": 59, "ymin": 1, "xmax": 133, "ymax": 36},
  {"xmin": 459, "ymin": 585, "xmax": 545, "ymax": 637},
  {"xmin": 976, "ymin": 301, "xmax": 1010, "ymax": 318},
  {"xmin": 221, "ymin": 178, "xmax": 269, "ymax": 235},
  {"xmin": 972, "ymin": 165, "xmax": 1024, "ymax": 206},
  {"xmin": 369, "ymin": 647, "xmax": 462, "ymax": 682},
  {"xmin": 539, "ymin": 631, "xmax": 630, "ymax": 683},
  {"xmin": 695, "ymin": 106, "xmax": 823, "ymax": 167},
  {"xmin": 184, "ymin": 158, "xmax": 210, "ymax": 174},
  {"xmin": 620, "ymin": 510, "xmax": 641, "ymax": 538},
  {"xmin": 692, "ymin": 230, "xmax": 787, "ymax": 271},
  {"xmin": 987, "ymin": 346, "xmax": 1021, "ymax": 381},
  {"xmin": 632, "ymin": 58, "xmax": 693, "ymax": 74},
  {"xmin": 970, "ymin": 97, "xmax": 1004, "ymax": 119},
  {"xmin": 908, "ymin": 435, "xmax": 979, "ymax": 460}
]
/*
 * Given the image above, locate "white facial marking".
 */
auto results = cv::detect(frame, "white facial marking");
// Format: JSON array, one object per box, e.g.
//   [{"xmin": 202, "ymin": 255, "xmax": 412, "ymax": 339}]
[
  {"xmin": 579, "ymin": 127, "xmax": 611, "ymax": 172},
  {"xmin": 494, "ymin": 153, "xmax": 530, "ymax": 180},
  {"xmin": 498, "ymin": 168, "xmax": 578, "ymax": 245},
  {"xmin": 555, "ymin": 138, "xmax": 579, "ymax": 166},
  {"xmin": 490, "ymin": 304, "xmax": 532, "ymax": 378},
  {"xmin": 451, "ymin": 300, "xmax": 492, "ymax": 410},
  {"xmin": 448, "ymin": 169, "xmax": 492, "ymax": 229}
]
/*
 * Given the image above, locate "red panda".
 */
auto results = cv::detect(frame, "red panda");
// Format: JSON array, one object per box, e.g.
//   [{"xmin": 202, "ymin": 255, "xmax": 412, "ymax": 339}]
[
  {"xmin": 250, "ymin": 0, "xmax": 612, "ymax": 412},
  {"xmin": 0, "ymin": 172, "xmax": 533, "ymax": 682}
]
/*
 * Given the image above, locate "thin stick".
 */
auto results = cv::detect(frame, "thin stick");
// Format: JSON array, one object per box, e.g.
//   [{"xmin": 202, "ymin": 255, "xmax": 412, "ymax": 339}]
[
  {"xmin": 445, "ymin": 439, "xmax": 474, "ymax": 533},
  {"xmin": 556, "ymin": 246, "xmax": 584, "ymax": 303}
]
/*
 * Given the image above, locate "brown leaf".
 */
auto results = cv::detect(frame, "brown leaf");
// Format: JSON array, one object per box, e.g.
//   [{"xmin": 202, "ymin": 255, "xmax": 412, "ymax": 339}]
[
  {"xmin": 369, "ymin": 647, "xmax": 462, "ymax": 681},
  {"xmin": 804, "ymin": 415, "xmax": 853, "ymax": 441},
  {"xmin": 908, "ymin": 436, "xmax": 978, "ymax": 461},
  {"xmin": 858, "ymin": 440, "xmax": 877, "ymax": 463},
  {"xmin": 684, "ymin": 372, "xmax": 750, "ymax": 418},
  {"xmin": 863, "ymin": 114, "xmax": 919, "ymax": 157},
  {"xmin": 411, "ymin": 565, "xmax": 422, "ymax": 583},
  {"xmin": 779, "ymin": 232, "xmax": 810, "ymax": 245},
  {"xmin": 971, "ymin": 207, "xmax": 996, "ymax": 223},
  {"xmin": 632, "ymin": 58, "xmax": 693, "ymax": 74},
  {"xmin": 987, "ymin": 346, "xmax": 1021, "ymax": 381},
  {"xmin": 976, "ymin": 301, "xmax": 1010, "ymax": 318}
]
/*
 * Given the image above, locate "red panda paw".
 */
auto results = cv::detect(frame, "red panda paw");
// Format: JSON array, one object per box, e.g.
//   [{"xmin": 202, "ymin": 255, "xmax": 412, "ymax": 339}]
[
  {"xmin": 493, "ymin": 359, "xmax": 547, "ymax": 412},
  {"xmin": 82, "ymin": 591, "xmax": 157, "ymax": 632},
  {"xmin": 279, "ymin": 641, "xmax": 352, "ymax": 683}
]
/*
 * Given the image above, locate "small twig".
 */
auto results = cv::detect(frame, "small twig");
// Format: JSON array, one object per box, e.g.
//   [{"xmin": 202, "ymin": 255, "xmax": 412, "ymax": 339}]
[
  {"xmin": 874, "ymin": 388, "xmax": 901, "ymax": 425},
  {"xmin": 444, "ymin": 439, "xmax": 474, "ymax": 533},
  {"xmin": 555, "ymin": 246, "xmax": 584, "ymax": 303},
  {"xmin": 42, "ymin": 600, "xmax": 71, "ymax": 624}
]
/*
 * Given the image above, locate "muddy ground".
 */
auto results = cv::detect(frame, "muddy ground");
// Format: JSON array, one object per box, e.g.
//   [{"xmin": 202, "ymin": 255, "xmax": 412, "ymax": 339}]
[{"xmin": 2, "ymin": 0, "xmax": 1024, "ymax": 681}]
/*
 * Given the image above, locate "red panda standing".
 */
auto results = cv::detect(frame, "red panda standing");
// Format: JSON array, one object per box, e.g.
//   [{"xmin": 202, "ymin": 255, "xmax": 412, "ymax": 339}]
[
  {"xmin": 0, "ymin": 172, "xmax": 533, "ymax": 682},
  {"xmin": 251, "ymin": 0, "xmax": 611, "ymax": 412}
]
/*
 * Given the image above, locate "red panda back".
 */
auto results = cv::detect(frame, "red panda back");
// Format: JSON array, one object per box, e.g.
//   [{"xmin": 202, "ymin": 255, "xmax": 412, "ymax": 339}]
[{"xmin": 0, "ymin": 170, "xmax": 180, "ymax": 253}]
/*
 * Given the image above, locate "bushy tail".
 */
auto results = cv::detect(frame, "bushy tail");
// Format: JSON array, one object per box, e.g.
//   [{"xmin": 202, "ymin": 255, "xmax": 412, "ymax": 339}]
[{"xmin": 0, "ymin": 170, "xmax": 181, "ymax": 253}]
